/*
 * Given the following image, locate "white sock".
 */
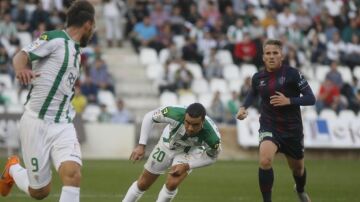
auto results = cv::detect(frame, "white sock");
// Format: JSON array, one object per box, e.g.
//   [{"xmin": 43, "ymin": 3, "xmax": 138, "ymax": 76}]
[
  {"xmin": 156, "ymin": 184, "xmax": 178, "ymax": 202},
  {"xmin": 9, "ymin": 164, "xmax": 30, "ymax": 195},
  {"xmin": 59, "ymin": 186, "xmax": 80, "ymax": 202},
  {"xmin": 122, "ymin": 181, "xmax": 145, "ymax": 202}
]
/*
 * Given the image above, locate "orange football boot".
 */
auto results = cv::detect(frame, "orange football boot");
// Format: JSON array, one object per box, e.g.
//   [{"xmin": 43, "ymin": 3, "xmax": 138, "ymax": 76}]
[{"xmin": 0, "ymin": 156, "xmax": 20, "ymax": 196}]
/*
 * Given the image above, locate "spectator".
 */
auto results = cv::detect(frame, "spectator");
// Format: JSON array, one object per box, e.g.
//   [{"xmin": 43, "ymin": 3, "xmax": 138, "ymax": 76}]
[
  {"xmin": 208, "ymin": 91, "xmax": 225, "ymax": 123},
  {"xmin": 98, "ymin": 104, "xmax": 112, "ymax": 123},
  {"xmin": 0, "ymin": 44, "xmax": 10, "ymax": 74},
  {"xmin": 157, "ymin": 61, "xmax": 177, "ymax": 94},
  {"xmin": 341, "ymin": 18, "xmax": 360, "ymax": 43},
  {"xmin": 202, "ymin": 48, "xmax": 223, "ymax": 79},
  {"xmin": 226, "ymin": 91, "xmax": 240, "ymax": 124},
  {"xmin": 325, "ymin": 61, "xmax": 343, "ymax": 88},
  {"xmin": 0, "ymin": 82, "xmax": 10, "ymax": 105},
  {"xmin": 0, "ymin": 12, "xmax": 18, "ymax": 41},
  {"xmin": 309, "ymin": 35, "xmax": 327, "ymax": 64},
  {"xmin": 130, "ymin": 15, "xmax": 157, "ymax": 53},
  {"xmin": 111, "ymin": 99, "xmax": 134, "ymax": 123},
  {"xmin": 168, "ymin": 5, "xmax": 185, "ymax": 35},
  {"xmin": 89, "ymin": 57, "xmax": 115, "ymax": 94},
  {"xmin": 222, "ymin": 5, "xmax": 239, "ymax": 29},
  {"xmin": 184, "ymin": 3, "xmax": 201, "ymax": 25},
  {"xmin": 316, "ymin": 79, "xmax": 346, "ymax": 113},
  {"xmin": 283, "ymin": 47, "xmax": 301, "ymax": 68},
  {"xmin": 174, "ymin": 61, "xmax": 193, "ymax": 91},
  {"xmin": 325, "ymin": 31, "xmax": 345, "ymax": 64},
  {"xmin": 239, "ymin": 76, "xmax": 251, "ymax": 102},
  {"xmin": 12, "ymin": 0, "xmax": 30, "ymax": 32},
  {"xmin": 30, "ymin": 2, "xmax": 50, "ymax": 32},
  {"xmin": 150, "ymin": 3, "xmax": 170, "ymax": 28},
  {"xmin": 80, "ymin": 75, "xmax": 98, "ymax": 104},
  {"xmin": 342, "ymin": 34, "xmax": 360, "ymax": 71},
  {"xmin": 197, "ymin": 30, "xmax": 217, "ymax": 59},
  {"xmin": 201, "ymin": 0, "xmax": 220, "ymax": 27},
  {"xmin": 277, "ymin": 6, "xmax": 296, "ymax": 29},
  {"xmin": 234, "ymin": 32, "xmax": 257, "ymax": 64},
  {"xmin": 71, "ymin": 85, "xmax": 87, "ymax": 114},
  {"xmin": 103, "ymin": 0, "xmax": 127, "ymax": 47}
]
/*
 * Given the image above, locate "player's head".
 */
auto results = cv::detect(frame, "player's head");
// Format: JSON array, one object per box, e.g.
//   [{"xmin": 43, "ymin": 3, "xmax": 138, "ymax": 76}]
[
  {"xmin": 66, "ymin": 0, "xmax": 95, "ymax": 47},
  {"xmin": 262, "ymin": 39, "xmax": 284, "ymax": 72},
  {"xmin": 185, "ymin": 103, "xmax": 206, "ymax": 135}
]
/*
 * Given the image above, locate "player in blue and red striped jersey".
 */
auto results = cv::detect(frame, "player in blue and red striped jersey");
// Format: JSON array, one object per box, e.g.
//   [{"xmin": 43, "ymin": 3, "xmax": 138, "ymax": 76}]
[{"xmin": 237, "ymin": 39, "xmax": 315, "ymax": 202}]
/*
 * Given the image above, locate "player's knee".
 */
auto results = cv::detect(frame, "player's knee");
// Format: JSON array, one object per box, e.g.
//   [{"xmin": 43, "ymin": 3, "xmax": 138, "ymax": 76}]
[
  {"xmin": 292, "ymin": 166, "xmax": 304, "ymax": 176},
  {"xmin": 63, "ymin": 169, "xmax": 81, "ymax": 186},
  {"xmin": 259, "ymin": 157, "xmax": 273, "ymax": 169},
  {"xmin": 29, "ymin": 190, "xmax": 50, "ymax": 200},
  {"xmin": 137, "ymin": 179, "xmax": 150, "ymax": 191},
  {"xmin": 165, "ymin": 181, "xmax": 179, "ymax": 191}
]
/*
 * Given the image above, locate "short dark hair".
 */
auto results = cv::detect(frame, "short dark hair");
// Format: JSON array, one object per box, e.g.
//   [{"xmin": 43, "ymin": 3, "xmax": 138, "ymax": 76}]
[
  {"xmin": 186, "ymin": 103, "xmax": 206, "ymax": 120},
  {"xmin": 263, "ymin": 39, "xmax": 282, "ymax": 50},
  {"xmin": 66, "ymin": 0, "xmax": 95, "ymax": 27}
]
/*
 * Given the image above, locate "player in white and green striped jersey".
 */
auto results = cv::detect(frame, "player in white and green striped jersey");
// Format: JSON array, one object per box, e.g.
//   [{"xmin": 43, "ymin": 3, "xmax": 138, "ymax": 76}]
[
  {"xmin": 123, "ymin": 103, "xmax": 221, "ymax": 202},
  {"xmin": 0, "ymin": 1, "xmax": 95, "ymax": 202}
]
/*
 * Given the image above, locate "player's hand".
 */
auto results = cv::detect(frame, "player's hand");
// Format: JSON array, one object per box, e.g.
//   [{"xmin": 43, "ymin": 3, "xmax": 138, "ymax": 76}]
[
  {"xmin": 129, "ymin": 144, "xmax": 146, "ymax": 163},
  {"xmin": 236, "ymin": 107, "xmax": 248, "ymax": 120},
  {"xmin": 168, "ymin": 164, "xmax": 190, "ymax": 177},
  {"xmin": 270, "ymin": 91, "xmax": 290, "ymax": 106},
  {"xmin": 15, "ymin": 69, "xmax": 40, "ymax": 85}
]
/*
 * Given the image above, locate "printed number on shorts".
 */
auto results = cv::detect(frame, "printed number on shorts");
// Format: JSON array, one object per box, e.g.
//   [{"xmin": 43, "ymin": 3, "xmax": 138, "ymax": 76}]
[
  {"xmin": 152, "ymin": 147, "xmax": 166, "ymax": 162},
  {"xmin": 31, "ymin": 157, "xmax": 39, "ymax": 172}
]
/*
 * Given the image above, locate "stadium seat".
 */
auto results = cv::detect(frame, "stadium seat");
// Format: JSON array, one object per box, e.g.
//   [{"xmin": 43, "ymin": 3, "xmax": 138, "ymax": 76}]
[
  {"xmin": 209, "ymin": 78, "xmax": 229, "ymax": 94},
  {"xmin": 228, "ymin": 79, "xmax": 243, "ymax": 93},
  {"xmin": 6, "ymin": 104, "xmax": 24, "ymax": 114},
  {"xmin": 139, "ymin": 48, "xmax": 158, "ymax": 66},
  {"xmin": 240, "ymin": 64, "xmax": 258, "ymax": 79},
  {"xmin": 338, "ymin": 66, "xmax": 353, "ymax": 84},
  {"xmin": 168, "ymin": 62, "xmax": 180, "ymax": 76},
  {"xmin": 97, "ymin": 90, "xmax": 117, "ymax": 113},
  {"xmin": 82, "ymin": 104, "xmax": 101, "ymax": 122},
  {"xmin": 308, "ymin": 80, "xmax": 320, "ymax": 95},
  {"xmin": 146, "ymin": 63, "xmax": 163, "ymax": 80},
  {"xmin": 17, "ymin": 32, "xmax": 32, "ymax": 48},
  {"xmin": 179, "ymin": 93, "xmax": 197, "ymax": 106},
  {"xmin": 159, "ymin": 48, "xmax": 170, "ymax": 64},
  {"xmin": 215, "ymin": 50, "xmax": 233, "ymax": 65},
  {"xmin": 303, "ymin": 108, "xmax": 318, "ymax": 120},
  {"xmin": 338, "ymin": 110, "xmax": 356, "ymax": 121},
  {"xmin": 353, "ymin": 66, "xmax": 360, "ymax": 80},
  {"xmin": 191, "ymin": 78, "xmax": 209, "ymax": 94},
  {"xmin": 173, "ymin": 35, "xmax": 185, "ymax": 49},
  {"xmin": 0, "ymin": 105, "xmax": 5, "ymax": 113},
  {"xmin": 186, "ymin": 62, "xmax": 203, "ymax": 79},
  {"xmin": 2, "ymin": 89, "xmax": 19, "ymax": 105},
  {"xmin": 315, "ymin": 65, "xmax": 329, "ymax": 83},
  {"xmin": 223, "ymin": 64, "xmax": 241, "ymax": 80},
  {"xmin": 300, "ymin": 66, "xmax": 315, "ymax": 80},
  {"xmin": 198, "ymin": 93, "xmax": 213, "ymax": 109},
  {"xmin": 220, "ymin": 92, "xmax": 231, "ymax": 103},
  {"xmin": 0, "ymin": 74, "xmax": 12, "ymax": 89},
  {"xmin": 160, "ymin": 91, "xmax": 178, "ymax": 106},
  {"xmin": 319, "ymin": 109, "xmax": 337, "ymax": 120}
]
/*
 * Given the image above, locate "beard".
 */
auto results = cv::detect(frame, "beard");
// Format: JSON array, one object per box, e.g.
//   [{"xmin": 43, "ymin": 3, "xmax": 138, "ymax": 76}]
[{"xmin": 80, "ymin": 33, "xmax": 92, "ymax": 47}]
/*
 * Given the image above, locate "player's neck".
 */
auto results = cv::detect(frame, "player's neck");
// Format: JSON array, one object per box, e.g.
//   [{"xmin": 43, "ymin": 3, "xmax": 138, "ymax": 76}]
[{"xmin": 65, "ymin": 27, "xmax": 82, "ymax": 44}]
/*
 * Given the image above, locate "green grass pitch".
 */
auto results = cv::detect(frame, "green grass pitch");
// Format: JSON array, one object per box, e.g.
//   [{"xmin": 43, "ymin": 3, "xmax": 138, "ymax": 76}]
[{"xmin": 1, "ymin": 158, "xmax": 359, "ymax": 201}]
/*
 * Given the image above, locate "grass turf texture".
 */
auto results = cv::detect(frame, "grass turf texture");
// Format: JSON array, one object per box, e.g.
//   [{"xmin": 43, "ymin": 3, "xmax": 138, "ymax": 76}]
[{"xmin": 1, "ymin": 158, "xmax": 359, "ymax": 201}]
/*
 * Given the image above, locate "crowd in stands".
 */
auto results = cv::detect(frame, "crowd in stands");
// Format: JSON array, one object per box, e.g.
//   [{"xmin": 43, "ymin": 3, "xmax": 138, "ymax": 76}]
[
  {"xmin": 126, "ymin": 0, "xmax": 360, "ymax": 124},
  {"xmin": 1, "ymin": 0, "xmax": 360, "ymax": 125}
]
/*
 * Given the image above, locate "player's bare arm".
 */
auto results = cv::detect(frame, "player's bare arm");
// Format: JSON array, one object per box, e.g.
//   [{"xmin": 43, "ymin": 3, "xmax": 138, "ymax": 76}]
[
  {"xmin": 129, "ymin": 144, "xmax": 146, "ymax": 163},
  {"xmin": 12, "ymin": 51, "xmax": 40, "ymax": 85},
  {"xmin": 270, "ymin": 91, "xmax": 291, "ymax": 106},
  {"xmin": 236, "ymin": 106, "xmax": 248, "ymax": 120}
]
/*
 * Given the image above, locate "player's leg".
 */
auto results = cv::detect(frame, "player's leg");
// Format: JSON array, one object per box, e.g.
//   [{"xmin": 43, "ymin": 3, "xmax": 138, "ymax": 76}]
[
  {"xmin": 285, "ymin": 157, "xmax": 311, "ymax": 202},
  {"xmin": 1, "ymin": 113, "xmax": 53, "ymax": 199},
  {"xmin": 156, "ymin": 168, "xmax": 187, "ymax": 202},
  {"xmin": 155, "ymin": 150, "xmax": 194, "ymax": 202},
  {"xmin": 123, "ymin": 143, "xmax": 173, "ymax": 202},
  {"xmin": 123, "ymin": 169, "xmax": 160, "ymax": 202},
  {"xmin": 58, "ymin": 161, "xmax": 81, "ymax": 202},
  {"xmin": 258, "ymin": 138, "xmax": 278, "ymax": 202},
  {"xmin": 51, "ymin": 123, "xmax": 82, "ymax": 202}
]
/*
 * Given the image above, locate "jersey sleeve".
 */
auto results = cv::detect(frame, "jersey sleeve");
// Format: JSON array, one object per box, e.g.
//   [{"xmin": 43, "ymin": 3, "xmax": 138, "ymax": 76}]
[
  {"xmin": 289, "ymin": 69, "xmax": 316, "ymax": 106},
  {"xmin": 22, "ymin": 32, "xmax": 58, "ymax": 61},
  {"xmin": 152, "ymin": 106, "xmax": 185, "ymax": 124}
]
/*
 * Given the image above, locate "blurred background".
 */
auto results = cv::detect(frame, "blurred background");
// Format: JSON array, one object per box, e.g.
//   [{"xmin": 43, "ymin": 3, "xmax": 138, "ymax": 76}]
[{"xmin": 0, "ymin": 0, "xmax": 360, "ymax": 201}]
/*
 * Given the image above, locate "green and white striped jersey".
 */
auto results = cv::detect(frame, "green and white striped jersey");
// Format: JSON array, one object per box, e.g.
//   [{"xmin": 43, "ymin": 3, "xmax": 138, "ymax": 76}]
[
  {"xmin": 150, "ymin": 106, "xmax": 221, "ymax": 156},
  {"xmin": 22, "ymin": 30, "xmax": 81, "ymax": 123}
]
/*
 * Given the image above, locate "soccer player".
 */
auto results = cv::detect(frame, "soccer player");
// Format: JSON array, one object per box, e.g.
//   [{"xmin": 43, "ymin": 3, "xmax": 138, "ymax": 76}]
[
  {"xmin": 122, "ymin": 103, "xmax": 221, "ymax": 202},
  {"xmin": 236, "ymin": 39, "xmax": 315, "ymax": 202},
  {"xmin": 0, "ymin": 1, "xmax": 95, "ymax": 201}
]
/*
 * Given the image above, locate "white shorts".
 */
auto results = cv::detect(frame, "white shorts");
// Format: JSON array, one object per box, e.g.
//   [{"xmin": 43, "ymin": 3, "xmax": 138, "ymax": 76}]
[
  {"xmin": 19, "ymin": 111, "xmax": 82, "ymax": 189},
  {"xmin": 144, "ymin": 141, "xmax": 204, "ymax": 175}
]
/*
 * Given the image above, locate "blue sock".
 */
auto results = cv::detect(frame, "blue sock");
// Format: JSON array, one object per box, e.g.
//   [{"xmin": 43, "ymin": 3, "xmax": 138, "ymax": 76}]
[{"xmin": 259, "ymin": 167, "xmax": 273, "ymax": 202}]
